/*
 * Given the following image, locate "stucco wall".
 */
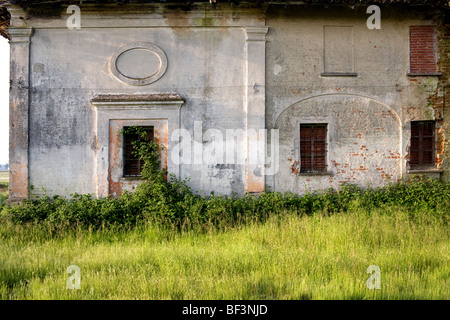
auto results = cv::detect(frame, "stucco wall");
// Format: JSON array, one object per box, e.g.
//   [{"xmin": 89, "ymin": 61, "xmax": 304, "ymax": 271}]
[
  {"xmin": 24, "ymin": 4, "xmax": 260, "ymax": 196},
  {"xmin": 265, "ymin": 6, "xmax": 446, "ymax": 194},
  {"xmin": 6, "ymin": 3, "xmax": 449, "ymax": 198}
]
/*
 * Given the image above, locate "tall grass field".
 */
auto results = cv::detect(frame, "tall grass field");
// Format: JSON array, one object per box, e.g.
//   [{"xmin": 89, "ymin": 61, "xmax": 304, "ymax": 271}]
[
  {"xmin": 0, "ymin": 133, "xmax": 448, "ymax": 300},
  {"xmin": 0, "ymin": 202, "xmax": 448, "ymax": 299},
  {"xmin": 0, "ymin": 172, "xmax": 7, "ymax": 209},
  {"xmin": 0, "ymin": 171, "xmax": 8, "ymax": 182}
]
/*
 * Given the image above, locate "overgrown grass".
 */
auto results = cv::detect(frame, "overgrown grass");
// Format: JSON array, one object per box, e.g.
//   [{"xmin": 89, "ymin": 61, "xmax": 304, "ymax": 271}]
[
  {"xmin": 0, "ymin": 181, "xmax": 8, "ymax": 208},
  {"xmin": 0, "ymin": 171, "xmax": 8, "ymax": 182},
  {"xmin": 0, "ymin": 205, "xmax": 448, "ymax": 299},
  {"xmin": 1, "ymin": 178, "xmax": 449, "ymax": 232},
  {"xmin": 1, "ymin": 127, "xmax": 449, "ymax": 231},
  {"xmin": 0, "ymin": 128, "xmax": 448, "ymax": 299}
]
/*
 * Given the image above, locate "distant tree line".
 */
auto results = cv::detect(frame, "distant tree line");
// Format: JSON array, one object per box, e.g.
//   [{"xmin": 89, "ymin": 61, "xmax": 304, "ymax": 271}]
[{"xmin": 0, "ymin": 164, "xmax": 8, "ymax": 171}]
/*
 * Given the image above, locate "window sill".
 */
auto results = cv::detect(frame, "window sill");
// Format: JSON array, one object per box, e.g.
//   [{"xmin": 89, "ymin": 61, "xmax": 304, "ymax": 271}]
[
  {"xmin": 320, "ymin": 73, "xmax": 358, "ymax": 77},
  {"xmin": 407, "ymin": 73, "xmax": 442, "ymax": 77},
  {"xmin": 407, "ymin": 169, "xmax": 442, "ymax": 174},
  {"xmin": 120, "ymin": 176, "xmax": 144, "ymax": 181},
  {"xmin": 297, "ymin": 171, "xmax": 333, "ymax": 176}
]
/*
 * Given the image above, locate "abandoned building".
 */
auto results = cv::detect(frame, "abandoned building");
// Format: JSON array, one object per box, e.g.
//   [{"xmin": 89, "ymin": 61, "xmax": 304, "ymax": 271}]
[{"xmin": 1, "ymin": 0, "xmax": 450, "ymax": 201}]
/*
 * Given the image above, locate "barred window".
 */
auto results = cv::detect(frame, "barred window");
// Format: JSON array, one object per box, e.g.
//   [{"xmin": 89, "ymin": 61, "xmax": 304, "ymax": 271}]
[
  {"xmin": 123, "ymin": 126, "xmax": 154, "ymax": 177},
  {"xmin": 300, "ymin": 124, "xmax": 327, "ymax": 173},
  {"xmin": 410, "ymin": 121, "xmax": 435, "ymax": 168}
]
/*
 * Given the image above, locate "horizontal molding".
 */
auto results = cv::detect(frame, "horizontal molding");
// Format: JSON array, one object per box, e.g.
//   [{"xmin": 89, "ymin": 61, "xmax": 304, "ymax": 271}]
[
  {"xmin": 120, "ymin": 177, "xmax": 144, "ymax": 181},
  {"xmin": 407, "ymin": 169, "xmax": 443, "ymax": 174},
  {"xmin": 91, "ymin": 94, "xmax": 184, "ymax": 111},
  {"xmin": 92, "ymin": 93, "xmax": 184, "ymax": 102},
  {"xmin": 407, "ymin": 73, "xmax": 443, "ymax": 77},
  {"xmin": 92, "ymin": 102, "xmax": 184, "ymax": 112},
  {"xmin": 7, "ymin": 27, "xmax": 34, "ymax": 42},
  {"xmin": 296, "ymin": 171, "xmax": 333, "ymax": 176},
  {"xmin": 320, "ymin": 73, "xmax": 358, "ymax": 77},
  {"xmin": 245, "ymin": 26, "xmax": 269, "ymax": 41}
]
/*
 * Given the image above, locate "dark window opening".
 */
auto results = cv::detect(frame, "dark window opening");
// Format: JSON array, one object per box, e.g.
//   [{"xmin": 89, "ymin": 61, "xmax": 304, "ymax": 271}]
[
  {"xmin": 300, "ymin": 124, "xmax": 327, "ymax": 173},
  {"xmin": 410, "ymin": 121, "xmax": 435, "ymax": 168},
  {"xmin": 123, "ymin": 126, "xmax": 154, "ymax": 177}
]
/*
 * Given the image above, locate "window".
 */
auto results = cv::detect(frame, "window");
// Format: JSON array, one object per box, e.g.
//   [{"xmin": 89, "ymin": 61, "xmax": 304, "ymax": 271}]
[
  {"xmin": 410, "ymin": 121, "xmax": 435, "ymax": 168},
  {"xmin": 409, "ymin": 26, "xmax": 437, "ymax": 75},
  {"xmin": 321, "ymin": 26, "xmax": 357, "ymax": 77},
  {"xmin": 123, "ymin": 126, "xmax": 154, "ymax": 177},
  {"xmin": 300, "ymin": 124, "xmax": 328, "ymax": 173}
]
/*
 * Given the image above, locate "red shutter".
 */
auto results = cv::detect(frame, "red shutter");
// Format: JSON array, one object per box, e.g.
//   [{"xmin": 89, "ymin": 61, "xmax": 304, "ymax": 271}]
[
  {"xmin": 300, "ymin": 124, "xmax": 327, "ymax": 173},
  {"xmin": 300, "ymin": 125, "xmax": 313, "ymax": 172},
  {"xmin": 410, "ymin": 121, "xmax": 435, "ymax": 168},
  {"xmin": 313, "ymin": 126, "xmax": 327, "ymax": 171}
]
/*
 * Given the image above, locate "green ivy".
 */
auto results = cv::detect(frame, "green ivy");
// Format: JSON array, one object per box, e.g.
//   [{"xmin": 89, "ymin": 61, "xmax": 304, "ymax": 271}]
[{"xmin": 1, "ymin": 128, "xmax": 449, "ymax": 230}]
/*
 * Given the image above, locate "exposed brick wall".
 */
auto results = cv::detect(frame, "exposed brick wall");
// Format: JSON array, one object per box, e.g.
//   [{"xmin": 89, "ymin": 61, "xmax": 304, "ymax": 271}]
[
  {"xmin": 410, "ymin": 26, "xmax": 437, "ymax": 74},
  {"xmin": 435, "ymin": 15, "xmax": 450, "ymax": 180}
]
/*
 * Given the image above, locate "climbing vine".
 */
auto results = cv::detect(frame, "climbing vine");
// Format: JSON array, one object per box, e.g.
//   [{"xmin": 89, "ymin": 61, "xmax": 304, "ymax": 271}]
[
  {"xmin": 0, "ymin": 126, "xmax": 449, "ymax": 230},
  {"xmin": 119, "ymin": 126, "xmax": 164, "ymax": 183}
]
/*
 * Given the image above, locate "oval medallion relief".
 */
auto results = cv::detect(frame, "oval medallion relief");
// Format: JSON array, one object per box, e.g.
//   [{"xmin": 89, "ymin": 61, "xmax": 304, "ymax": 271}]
[{"xmin": 109, "ymin": 42, "xmax": 168, "ymax": 86}]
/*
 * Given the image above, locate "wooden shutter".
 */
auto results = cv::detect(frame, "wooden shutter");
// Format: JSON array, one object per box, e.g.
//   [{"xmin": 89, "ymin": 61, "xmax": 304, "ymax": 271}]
[
  {"xmin": 123, "ymin": 127, "xmax": 154, "ymax": 177},
  {"xmin": 410, "ymin": 121, "xmax": 435, "ymax": 168},
  {"xmin": 300, "ymin": 124, "xmax": 327, "ymax": 173}
]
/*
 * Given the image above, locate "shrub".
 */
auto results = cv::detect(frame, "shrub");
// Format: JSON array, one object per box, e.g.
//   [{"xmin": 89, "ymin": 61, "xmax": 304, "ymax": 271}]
[{"xmin": 1, "ymin": 126, "xmax": 449, "ymax": 230}]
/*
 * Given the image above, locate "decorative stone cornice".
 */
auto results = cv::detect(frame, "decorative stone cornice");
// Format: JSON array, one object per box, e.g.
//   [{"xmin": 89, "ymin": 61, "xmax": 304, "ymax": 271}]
[
  {"xmin": 91, "ymin": 94, "xmax": 185, "ymax": 111},
  {"xmin": 4, "ymin": 5, "xmax": 29, "ymax": 29},
  {"xmin": 7, "ymin": 27, "xmax": 33, "ymax": 43},
  {"xmin": 244, "ymin": 26, "xmax": 269, "ymax": 42}
]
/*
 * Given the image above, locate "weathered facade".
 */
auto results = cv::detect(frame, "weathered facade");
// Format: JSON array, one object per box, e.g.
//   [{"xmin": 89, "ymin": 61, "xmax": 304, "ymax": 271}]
[{"xmin": 2, "ymin": 0, "xmax": 449, "ymax": 200}]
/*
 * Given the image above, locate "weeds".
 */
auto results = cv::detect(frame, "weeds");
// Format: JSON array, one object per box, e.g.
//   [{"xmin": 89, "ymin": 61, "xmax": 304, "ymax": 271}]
[
  {"xmin": 0, "ymin": 128, "xmax": 448, "ymax": 299},
  {"xmin": 0, "ymin": 126, "xmax": 449, "ymax": 231},
  {"xmin": 1, "ymin": 178, "xmax": 449, "ymax": 231},
  {"xmin": 0, "ymin": 207, "xmax": 448, "ymax": 299},
  {"xmin": 0, "ymin": 182, "xmax": 7, "ymax": 209}
]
